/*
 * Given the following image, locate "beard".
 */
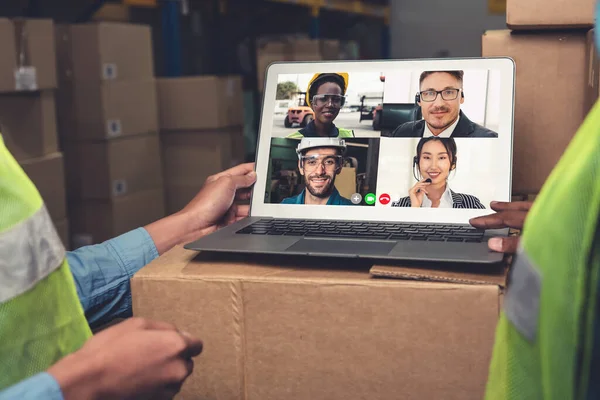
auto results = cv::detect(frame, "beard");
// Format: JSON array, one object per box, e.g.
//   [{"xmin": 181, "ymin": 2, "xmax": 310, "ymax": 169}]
[
  {"xmin": 304, "ymin": 172, "xmax": 335, "ymax": 198},
  {"xmin": 426, "ymin": 106, "xmax": 457, "ymax": 129}
]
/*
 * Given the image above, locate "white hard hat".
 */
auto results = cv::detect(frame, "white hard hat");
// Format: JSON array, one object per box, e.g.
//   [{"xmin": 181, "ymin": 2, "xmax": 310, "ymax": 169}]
[{"xmin": 295, "ymin": 137, "xmax": 347, "ymax": 159}]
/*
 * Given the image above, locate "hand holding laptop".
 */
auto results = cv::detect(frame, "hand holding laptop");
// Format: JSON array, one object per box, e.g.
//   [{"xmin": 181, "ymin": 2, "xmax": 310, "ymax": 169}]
[
  {"xmin": 469, "ymin": 200, "xmax": 534, "ymax": 254},
  {"xmin": 180, "ymin": 162, "xmax": 257, "ymax": 235}
]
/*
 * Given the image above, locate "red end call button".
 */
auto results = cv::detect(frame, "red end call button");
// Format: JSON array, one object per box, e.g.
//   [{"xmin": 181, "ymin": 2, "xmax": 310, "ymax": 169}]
[{"xmin": 379, "ymin": 193, "xmax": 391, "ymax": 205}]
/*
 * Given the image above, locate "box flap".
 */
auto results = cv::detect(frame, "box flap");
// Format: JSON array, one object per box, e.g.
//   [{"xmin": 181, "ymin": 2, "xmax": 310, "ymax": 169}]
[{"xmin": 370, "ymin": 263, "xmax": 507, "ymax": 287}]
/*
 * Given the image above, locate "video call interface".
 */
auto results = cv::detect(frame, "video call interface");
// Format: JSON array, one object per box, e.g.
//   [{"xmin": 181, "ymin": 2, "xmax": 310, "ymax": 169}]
[{"xmin": 265, "ymin": 68, "xmax": 506, "ymax": 210}]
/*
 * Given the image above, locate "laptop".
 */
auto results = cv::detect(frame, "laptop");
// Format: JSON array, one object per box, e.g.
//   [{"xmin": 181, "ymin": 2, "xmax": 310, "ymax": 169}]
[{"xmin": 185, "ymin": 57, "xmax": 515, "ymax": 264}]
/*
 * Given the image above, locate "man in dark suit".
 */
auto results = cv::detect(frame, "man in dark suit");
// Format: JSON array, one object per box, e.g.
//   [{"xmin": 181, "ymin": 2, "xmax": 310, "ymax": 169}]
[{"xmin": 390, "ymin": 70, "xmax": 498, "ymax": 138}]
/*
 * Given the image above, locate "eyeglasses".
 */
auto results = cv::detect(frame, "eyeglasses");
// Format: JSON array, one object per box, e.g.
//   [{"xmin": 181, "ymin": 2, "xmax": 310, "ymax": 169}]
[
  {"xmin": 301, "ymin": 155, "xmax": 342, "ymax": 170},
  {"xmin": 419, "ymin": 88, "xmax": 461, "ymax": 102},
  {"xmin": 312, "ymin": 94, "xmax": 346, "ymax": 107}
]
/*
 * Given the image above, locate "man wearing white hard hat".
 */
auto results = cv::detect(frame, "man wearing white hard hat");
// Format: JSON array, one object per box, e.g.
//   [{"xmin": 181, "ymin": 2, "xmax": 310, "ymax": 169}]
[{"xmin": 281, "ymin": 137, "xmax": 353, "ymax": 206}]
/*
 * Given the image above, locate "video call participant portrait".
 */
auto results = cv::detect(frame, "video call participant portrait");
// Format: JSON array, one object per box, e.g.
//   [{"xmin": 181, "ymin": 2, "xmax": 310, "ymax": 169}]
[
  {"xmin": 390, "ymin": 70, "xmax": 499, "ymax": 138},
  {"xmin": 280, "ymin": 137, "xmax": 354, "ymax": 206},
  {"xmin": 391, "ymin": 136, "xmax": 486, "ymax": 209},
  {"xmin": 287, "ymin": 72, "xmax": 356, "ymax": 139}
]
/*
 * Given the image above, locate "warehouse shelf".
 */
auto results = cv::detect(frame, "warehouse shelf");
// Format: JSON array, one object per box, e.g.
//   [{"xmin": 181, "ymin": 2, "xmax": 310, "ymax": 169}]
[{"xmin": 264, "ymin": 0, "xmax": 389, "ymax": 20}]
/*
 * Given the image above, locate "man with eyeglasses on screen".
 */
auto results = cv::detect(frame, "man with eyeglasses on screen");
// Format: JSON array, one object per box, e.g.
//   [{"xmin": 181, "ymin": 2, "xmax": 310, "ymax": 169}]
[
  {"xmin": 280, "ymin": 137, "xmax": 354, "ymax": 205},
  {"xmin": 390, "ymin": 70, "xmax": 498, "ymax": 138}
]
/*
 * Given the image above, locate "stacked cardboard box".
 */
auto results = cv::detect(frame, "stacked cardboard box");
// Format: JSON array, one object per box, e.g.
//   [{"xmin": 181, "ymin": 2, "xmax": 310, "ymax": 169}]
[
  {"xmin": 0, "ymin": 18, "xmax": 70, "ymax": 249},
  {"xmin": 482, "ymin": 0, "xmax": 594, "ymax": 196},
  {"xmin": 55, "ymin": 22, "xmax": 165, "ymax": 248},
  {"xmin": 157, "ymin": 75, "xmax": 245, "ymax": 214},
  {"xmin": 257, "ymin": 37, "xmax": 344, "ymax": 91}
]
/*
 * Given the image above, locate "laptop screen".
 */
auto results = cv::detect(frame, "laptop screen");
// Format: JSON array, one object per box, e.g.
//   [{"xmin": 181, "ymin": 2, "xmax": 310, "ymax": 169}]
[{"xmin": 251, "ymin": 58, "xmax": 515, "ymax": 224}]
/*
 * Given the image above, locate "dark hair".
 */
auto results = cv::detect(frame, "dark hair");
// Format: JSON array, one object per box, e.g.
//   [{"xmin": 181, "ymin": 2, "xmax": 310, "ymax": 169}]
[
  {"xmin": 419, "ymin": 70, "xmax": 464, "ymax": 87},
  {"xmin": 413, "ymin": 137, "xmax": 457, "ymax": 180},
  {"xmin": 308, "ymin": 73, "xmax": 345, "ymax": 103}
]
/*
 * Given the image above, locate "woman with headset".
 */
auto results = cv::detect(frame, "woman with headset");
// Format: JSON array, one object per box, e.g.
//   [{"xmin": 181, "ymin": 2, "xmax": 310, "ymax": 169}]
[
  {"xmin": 391, "ymin": 137, "xmax": 485, "ymax": 209},
  {"xmin": 287, "ymin": 73, "xmax": 355, "ymax": 139}
]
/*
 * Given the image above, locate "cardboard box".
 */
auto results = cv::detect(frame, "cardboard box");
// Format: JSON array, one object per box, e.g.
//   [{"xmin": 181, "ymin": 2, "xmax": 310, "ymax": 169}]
[
  {"xmin": 55, "ymin": 22, "xmax": 154, "ymax": 83},
  {"xmin": 157, "ymin": 76, "xmax": 244, "ymax": 130},
  {"xmin": 19, "ymin": 152, "xmax": 67, "ymax": 221},
  {"xmin": 132, "ymin": 246, "xmax": 506, "ymax": 400},
  {"xmin": 53, "ymin": 218, "xmax": 70, "ymax": 250},
  {"xmin": 335, "ymin": 167, "xmax": 357, "ymax": 199},
  {"xmin": 256, "ymin": 38, "xmax": 326, "ymax": 90},
  {"xmin": 0, "ymin": 91, "xmax": 58, "ymax": 162},
  {"xmin": 64, "ymin": 133, "xmax": 163, "ymax": 200},
  {"xmin": 482, "ymin": 30, "xmax": 587, "ymax": 194},
  {"xmin": 0, "ymin": 18, "xmax": 57, "ymax": 93},
  {"xmin": 57, "ymin": 79, "xmax": 158, "ymax": 140},
  {"xmin": 507, "ymin": 0, "xmax": 594, "ymax": 29},
  {"xmin": 70, "ymin": 188, "xmax": 166, "ymax": 247},
  {"xmin": 164, "ymin": 184, "xmax": 200, "ymax": 215},
  {"xmin": 320, "ymin": 39, "xmax": 341, "ymax": 60},
  {"xmin": 586, "ymin": 29, "xmax": 599, "ymax": 113},
  {"xmin": 161, "ymin": 128, "xmax": 243, "ymax": 185}
]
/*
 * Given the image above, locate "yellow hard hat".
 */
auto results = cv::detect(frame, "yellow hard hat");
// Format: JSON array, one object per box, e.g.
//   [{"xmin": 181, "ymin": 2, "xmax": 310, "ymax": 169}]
[{"xmin": 306, "ymin": 72, "xmax": 349, "ymax": 107}]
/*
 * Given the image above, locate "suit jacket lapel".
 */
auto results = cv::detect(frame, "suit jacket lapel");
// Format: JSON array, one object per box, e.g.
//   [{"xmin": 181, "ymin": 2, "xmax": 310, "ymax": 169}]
[
  {"xmin": 451, "ymin": 111, "xmax": 475, "ymax": 137},
  {"xmin": 451, "ymin": 190, "xmax": 463, "ymax": 208}
]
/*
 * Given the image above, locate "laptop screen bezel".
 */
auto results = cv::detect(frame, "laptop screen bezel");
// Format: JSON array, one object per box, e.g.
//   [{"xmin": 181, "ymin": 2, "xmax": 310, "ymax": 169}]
[{"xmin": 249, "ymin": 57, "xmax": 515, "ymax": 224}]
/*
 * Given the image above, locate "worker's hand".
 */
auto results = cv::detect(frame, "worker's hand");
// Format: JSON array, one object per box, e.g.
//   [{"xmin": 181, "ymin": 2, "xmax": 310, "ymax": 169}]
[
  {"xmin": 469, "ymin": 201, "xmax": 533, "ymax": 254},
  {"xmin": 180, "ymin": 162, "xmax": 257, "ymax": 235},
  {"xmin": 145, "ymin": 162, "xmax": 257, "ymax": 254},
  {"xmin": 48, "ymin": 317, "xmax": 203, "ymax": 400}
]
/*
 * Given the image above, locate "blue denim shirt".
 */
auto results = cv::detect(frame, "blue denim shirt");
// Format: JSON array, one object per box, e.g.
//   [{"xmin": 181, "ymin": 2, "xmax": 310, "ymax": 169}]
[{"xmin": 0, "ymin": 227, "xmax": 159, "ymax": 400}]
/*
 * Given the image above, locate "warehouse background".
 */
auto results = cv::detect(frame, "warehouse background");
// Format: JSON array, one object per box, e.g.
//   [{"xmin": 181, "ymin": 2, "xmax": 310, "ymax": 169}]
[{"xmin": 0, "ymin": 0, "xmax": 595, "ymax": 252}]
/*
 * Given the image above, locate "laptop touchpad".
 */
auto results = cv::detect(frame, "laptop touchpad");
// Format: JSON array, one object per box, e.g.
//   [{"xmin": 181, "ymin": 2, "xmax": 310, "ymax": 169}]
[{"xmin": 285, "ymin": 238, "xmax": 396, "ymax": 256}]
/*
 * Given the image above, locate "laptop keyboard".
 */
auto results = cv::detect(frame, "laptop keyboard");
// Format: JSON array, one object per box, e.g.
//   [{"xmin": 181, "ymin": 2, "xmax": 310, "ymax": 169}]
[{"xmin": 236, "ymin": 219, "xmax": 485, "ymax": 243}]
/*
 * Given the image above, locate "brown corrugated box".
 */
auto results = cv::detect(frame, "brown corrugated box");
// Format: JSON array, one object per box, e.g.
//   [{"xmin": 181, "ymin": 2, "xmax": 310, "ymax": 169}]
[
  {"xmin": 507, "ymin": 0, "xmax": 594, "ymax": 29},
  {"xmin": 256, "ymin": 38, "xmax": 332, "ymax": 90},
  {"xmin": 55, "ymin": 22, "xmax": 154, "ymax": 83},
  {"xmin": 161, "ymin": 128, "xmax": 243, "ymax": 184},
  {"xmin": 161, "ymin": 128, "xmax": 244, "ymax": 213},
  {"xmin": 53, "ymin": 218, "xmax": 70, "ymax": 250},
  {"xmin": 320, "ymin": 39, "xmax": 341, "ymax": 60},
  {"xmin": 482, "ymin": 29, "xmax": 587, "ymax": 194},
  {"xmin": 63, "ymin": 133, "xmax": 163, "ymax": 200},
  {"xmin": 56, "ymin": 78, "xmax": 158, "ymax": 141},
  {"xmin": 19, "ymin": 152, "xmax": 67, "ymax": 221},
  {"xmin": 132, "ymin": 246, "xmax": 506, "ymax": 400},
  {"xmin": 70, "ymin": 188, "xmax": 165, "ymax": 247},
  {"xmin": 163, "ymin": 184, "xmax": 200, "ymax": 215},
  {"xmin": 586, "ymin": 29, "xmax": 599, "ymax": 113},
  {"xmin": 157, "ymin": 76, "xmax": 244, "ymax": 131},
  {"xmin": 0, "ymin": 18, "xmax": 57, "ymax": 93},
  {"xmin": 0, "ymin": 91, "xmax": 58, "ymax": 162}
]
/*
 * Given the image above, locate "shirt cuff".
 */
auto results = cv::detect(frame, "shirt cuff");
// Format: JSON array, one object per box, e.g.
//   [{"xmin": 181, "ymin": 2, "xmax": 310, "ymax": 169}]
[
  {"xmin": 106, "ymin": 227, "xmax": 160, "ymax": 279},
  {"xmin": 0, "ymin": 373, "xmax": 64, "ymax": 400}
]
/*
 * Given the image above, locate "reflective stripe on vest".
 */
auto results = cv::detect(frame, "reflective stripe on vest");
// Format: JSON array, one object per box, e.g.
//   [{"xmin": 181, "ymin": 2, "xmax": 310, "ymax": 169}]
[
  {"xmin": 484, "ymin": 100, "xmax": 600, "ymax": 399},
  {"xmin": 0, "ymin": 136, "xmax": 92, "ymax": 390},
  {"xmin": 0, "ymin": 204, "xmax": 65, "ymax": 303}
]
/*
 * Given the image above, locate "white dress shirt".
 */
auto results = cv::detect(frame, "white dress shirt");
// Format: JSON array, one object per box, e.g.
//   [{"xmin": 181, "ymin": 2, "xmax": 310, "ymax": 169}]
[
  {"xmin": 421, "ymin": 184, "xmax": 454, "ymax": 208},
  {"xmin": 423, "ymin": 115, "xmax": 460, "ymax": 138}
]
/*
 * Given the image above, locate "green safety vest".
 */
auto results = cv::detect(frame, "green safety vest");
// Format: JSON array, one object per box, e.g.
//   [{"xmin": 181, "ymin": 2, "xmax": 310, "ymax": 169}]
[
  {"xmin": 484, "ymin": 100, "xmax": 600, "ymax": 399},
  {"xmin": 0, "ymin": 136, "xmax": 92, "ymax": 390},
  {"xmin": 286, "ymin": 127, "xmax": 355, "ymax": 139}
]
